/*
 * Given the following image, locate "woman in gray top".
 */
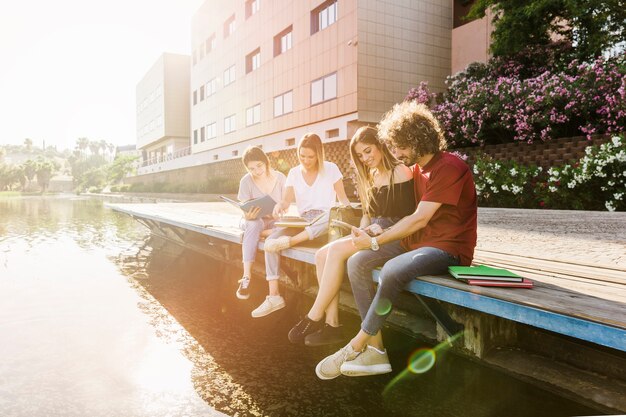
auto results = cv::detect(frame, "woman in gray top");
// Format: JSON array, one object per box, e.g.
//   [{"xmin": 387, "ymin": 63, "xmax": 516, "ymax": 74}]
[{"xmin": 235, "ymin": 146, "xmax": 286, "ymax": 300}]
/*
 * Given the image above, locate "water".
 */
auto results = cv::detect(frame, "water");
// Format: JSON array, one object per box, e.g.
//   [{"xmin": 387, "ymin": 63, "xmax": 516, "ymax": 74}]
[{"xmin": 0, "ymin": 196, "xmax": 602, "ymax": 417}]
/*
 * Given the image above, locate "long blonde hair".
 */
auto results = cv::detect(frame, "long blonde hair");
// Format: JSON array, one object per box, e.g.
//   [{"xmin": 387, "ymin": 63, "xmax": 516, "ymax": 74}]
[
  {"xmin": 298, "ymin": 133, "xmax": 325, "ymax": 175},
  {"xmin": 350, "ymin": 126, "xmax": 400, "ymax": 215}
]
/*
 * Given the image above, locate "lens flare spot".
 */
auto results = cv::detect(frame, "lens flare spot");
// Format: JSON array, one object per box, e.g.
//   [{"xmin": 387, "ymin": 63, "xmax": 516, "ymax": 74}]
[
  {"xmin": 408, "ymin": 349, "xmax": 436, "ymax": 374},
  {"xmin": 375, "ymin": 298, "xmax": 392, "ymax": 315}
]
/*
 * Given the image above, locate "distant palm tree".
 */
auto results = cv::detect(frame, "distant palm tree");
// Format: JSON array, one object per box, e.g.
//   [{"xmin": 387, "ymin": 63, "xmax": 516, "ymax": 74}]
[
  {"xmin": 23, "ymin": 138, "xmax": 33, "ymax": 153},
  {"xmin": 76, "ymin": 137, "xmax": 89, "ymax": 157},
  {"xmin": 88, "ymin": 141, "xmax": 100, "ymax": 156}
]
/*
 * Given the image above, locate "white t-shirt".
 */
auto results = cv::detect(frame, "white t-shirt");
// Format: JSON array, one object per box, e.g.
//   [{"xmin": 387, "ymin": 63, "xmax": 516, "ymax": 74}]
[{"xmin": 285, "ymin": 161, "xmax": 343, "ymax": 215}]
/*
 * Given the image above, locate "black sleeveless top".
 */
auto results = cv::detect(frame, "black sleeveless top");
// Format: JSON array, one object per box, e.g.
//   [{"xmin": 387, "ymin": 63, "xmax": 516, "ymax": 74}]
[{"xmin": 368, "ymin": 179, "xmax": 416, "ymax": 218}]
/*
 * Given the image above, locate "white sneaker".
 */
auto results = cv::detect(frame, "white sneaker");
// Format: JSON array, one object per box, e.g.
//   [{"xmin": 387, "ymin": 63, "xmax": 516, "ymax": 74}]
[
  {"xmin": 315, "ymin": 343, "xmax": 360, "ymax": 380},
  {"xmin": 340, "ymin": 345, "xmax": 392, "ymax": 377},
  {"xmin": 251, "ymin": 295, "xmax": 286, "ymax": 318},
  {"xmin": 263, "ymin": 236, "xmax": 291, "ymax": 252}
]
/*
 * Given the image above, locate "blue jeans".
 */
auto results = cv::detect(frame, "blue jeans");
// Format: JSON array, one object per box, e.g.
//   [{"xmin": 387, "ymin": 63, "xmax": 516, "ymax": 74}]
[{"xmin": 347, "ymin": 243, "xmax": 459, "ymax": 336}]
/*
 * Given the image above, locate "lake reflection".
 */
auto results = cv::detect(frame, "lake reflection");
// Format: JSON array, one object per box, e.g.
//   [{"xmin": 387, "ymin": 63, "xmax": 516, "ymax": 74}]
[{"xmin": 0, "ymin": 196, "xmax": 600, "ymax": 417}]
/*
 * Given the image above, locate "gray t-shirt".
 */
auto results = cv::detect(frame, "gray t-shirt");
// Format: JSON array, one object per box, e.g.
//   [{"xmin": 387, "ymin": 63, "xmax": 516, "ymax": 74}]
[{"xmin": 237, "ymin": 170, "xmax": 286, "ymax": 208}]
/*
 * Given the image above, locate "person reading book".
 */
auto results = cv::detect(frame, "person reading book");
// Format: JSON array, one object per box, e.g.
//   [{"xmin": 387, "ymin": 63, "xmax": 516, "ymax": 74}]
[
  {"xmin": 315, "ymin": 101, "xmax": 478, "ymax": 380},
  {"xmin": 252, "ymin": 133, "xmax": 350, "ymax": 318},
  {"xmin": 235, "ymin": 146, "xmax": 286, "ymax": 301},
  {"xmin": 287, "ymin": 126, "xmax": 414, "ymax": 346}
]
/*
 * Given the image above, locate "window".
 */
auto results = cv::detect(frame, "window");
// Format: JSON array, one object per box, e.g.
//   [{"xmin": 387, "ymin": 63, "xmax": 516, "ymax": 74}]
[
  {"xmin": 207, "ymin": 122, "xmax": 217, "ymax": 139},
  {"xmin": 311, "ymin": 72, "xmax": 337, "ymax": 105},
  {"xmin": 206, "ymin": 78, "xmax": 217, "ymax": 97},
  {"xmin": 224, "ymin": 114, "xmax": 236, "ymax": 134},
  {"xmin": 224, "ymin": 65, "xmax": 236, "ymax": 86},
  {"xmin": 246, "ymin": 48, "xmax": 261, "ymax": 73},
  {"xmin": 193, "ymin": 129, "xmax": 198, "ymax": 144},
  {"xmin": 205, "ymin": 34, "xmax": 216, "ymax": 54},
  {"xmin": 326, "ymin": 128, "xmax": 339, "ymax": 139},
  {"xmin": 273, "ymin": 90, "xmax": 293, "ymax": 117},
  {"xmin": 199, "ymin": 85, "xmax": 205, "ymax": 101},
  {"xmin": 245, "ymin": 0, "xmax": 260, "ymax": 19},
  {"xmin": 224, "ymin": 14, "xmax": 235, "ymax": 38},
  {"xmin": 273, "ymin": 26, "xmax": 293, "ymax": 57},
  {"xmin": 200, "ymin": 126, "xmax": 206, "ymax": 142},
  {"xmin": 246, "ymin": 104, "xmax": 261, "ymax": 126},
  {"xmin": 311, "ymin": 0, "xmax": 338, "ymax": 34},
  {"xmin": 193, "ymin": 90, "xmax": 198, "ymax": 105}
]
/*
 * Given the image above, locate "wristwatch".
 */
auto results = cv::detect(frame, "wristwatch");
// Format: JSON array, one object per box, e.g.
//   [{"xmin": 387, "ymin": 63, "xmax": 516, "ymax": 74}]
[{"xmin": 370, "ymin": 237, "xmax": 380, "ymax": 251}]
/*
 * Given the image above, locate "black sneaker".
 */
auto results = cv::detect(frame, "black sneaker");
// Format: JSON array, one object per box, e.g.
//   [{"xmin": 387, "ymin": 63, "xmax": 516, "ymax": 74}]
[
  {"xmin": 236, "ymin": 276, "xmax": 250, "ymax": 300},
  {"xmin": 288, "ymin": 316, "xmax": 323, "ymax": 344},
  {"xmin": 305, "ymin": 324, "xmax": 345, "ymax": 347}
]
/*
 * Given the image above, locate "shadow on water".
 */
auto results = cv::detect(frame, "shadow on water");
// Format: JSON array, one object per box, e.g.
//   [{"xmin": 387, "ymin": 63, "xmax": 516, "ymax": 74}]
[{"xmin": 117, "ymin": 234, "xmax": 600, "ymax": 417}]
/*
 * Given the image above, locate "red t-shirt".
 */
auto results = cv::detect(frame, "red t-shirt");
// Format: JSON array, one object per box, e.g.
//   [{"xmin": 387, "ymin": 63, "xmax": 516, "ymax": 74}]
[{"xmin": 401, "ymin": 152, "xmax": 477, "ymax": 266}]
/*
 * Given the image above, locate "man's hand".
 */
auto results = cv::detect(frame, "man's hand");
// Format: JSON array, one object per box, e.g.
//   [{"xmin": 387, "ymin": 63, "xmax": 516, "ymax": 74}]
[
  {"xmin": 351, "ymin": 227, "xmax": 372, "ymax": 250},
  {"xmin": 244, "ymin": 206, "xmax": 261, "ymax": 220},
  {"xmin": 363, "ymin": 223, "xmax": 383, "ymax": 236}
]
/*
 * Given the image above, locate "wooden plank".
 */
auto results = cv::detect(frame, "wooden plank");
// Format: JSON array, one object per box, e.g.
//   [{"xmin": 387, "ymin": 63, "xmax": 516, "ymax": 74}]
[
  {"xmin": 107, "ymin": 202, "xmax": 626, "ymax": 345},
  {"xmin": 373, "ymin": 271, "xmax": 626, "ymax": 352}
]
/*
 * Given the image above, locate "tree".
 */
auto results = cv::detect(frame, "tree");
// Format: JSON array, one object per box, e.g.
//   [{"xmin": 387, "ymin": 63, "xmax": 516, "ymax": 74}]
[
  {"xmin": 468, "ymin": 0, "xmax": 626, "ymax": 61},
  {"xmin": 88, "ymin": 141, "xmax": 101, "ymax": 156},
  {"xmin": 76, "ymin": 137, "xmax": 89, "ymax": 157},
  {"xmin": 22, "ymin": 159, "xmax": 37, "ymax": 190},
  {"xmin": 35, "ymin": 158, "xmax": 58, "ymax": 193},
  {"xmin": 106, "ymin": 155, "xmax": 138, "ymax": 184},
  {"xmin": 23, "ymin": 138, "xmax": 33, "ymax": 153}
]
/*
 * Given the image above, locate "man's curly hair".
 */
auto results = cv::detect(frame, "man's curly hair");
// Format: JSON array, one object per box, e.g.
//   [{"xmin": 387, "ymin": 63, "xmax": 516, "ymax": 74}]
[{"xmin": 377, "ymin": 101, "xmax": 447, "ymax": 156}]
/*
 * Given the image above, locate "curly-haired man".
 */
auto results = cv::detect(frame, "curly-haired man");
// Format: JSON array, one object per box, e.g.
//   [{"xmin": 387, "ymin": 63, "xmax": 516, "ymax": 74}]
[{"xmin": 315, "ymin": 100, "xmax": 478, "ymax": 380}]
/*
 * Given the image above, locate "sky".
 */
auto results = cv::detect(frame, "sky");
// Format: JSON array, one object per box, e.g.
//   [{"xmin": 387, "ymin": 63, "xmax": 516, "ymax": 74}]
[{"xmin": 0, "ymin": 0, "xmax": 205, "ymax": 152}]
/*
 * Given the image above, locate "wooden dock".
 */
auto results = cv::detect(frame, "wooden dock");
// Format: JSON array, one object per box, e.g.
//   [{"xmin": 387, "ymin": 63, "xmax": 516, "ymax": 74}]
[{"xmin": 106, "ymin": 200, "xmax": 626, "ymax": 412}]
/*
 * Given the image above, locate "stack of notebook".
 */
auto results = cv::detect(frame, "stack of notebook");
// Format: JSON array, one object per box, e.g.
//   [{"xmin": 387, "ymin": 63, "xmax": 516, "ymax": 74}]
[{"xmin": 448, "ymin": 265, "xmax": 534, "ymax": 288}]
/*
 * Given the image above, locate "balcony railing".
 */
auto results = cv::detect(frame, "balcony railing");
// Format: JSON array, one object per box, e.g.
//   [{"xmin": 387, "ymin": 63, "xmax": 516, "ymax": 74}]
[{"xmin": 140, "ymin": 146, "xmax": 192, "ymax": 167}]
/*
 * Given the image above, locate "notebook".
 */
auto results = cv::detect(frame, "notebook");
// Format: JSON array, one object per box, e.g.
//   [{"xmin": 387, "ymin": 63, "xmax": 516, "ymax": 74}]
[
  {"xmin": 448, "ymin": 265, "xmax": 524, "ymax": 282},
  {"xmin": 220, "ymin": 194, "xmax": 276, "ymax": 218},
  {"xmin": 461, "ymin": 278, "xmax": 534, "ymax": 288},
  {"xmin": 274, "ymin": 210, "xmax": 327, "ymax": 228}
]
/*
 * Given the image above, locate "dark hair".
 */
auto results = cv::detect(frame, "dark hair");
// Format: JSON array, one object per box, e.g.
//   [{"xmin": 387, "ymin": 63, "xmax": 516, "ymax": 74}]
[{"xmin": 242, "ymin": 146, "xmax": 271, "ymax": 174}]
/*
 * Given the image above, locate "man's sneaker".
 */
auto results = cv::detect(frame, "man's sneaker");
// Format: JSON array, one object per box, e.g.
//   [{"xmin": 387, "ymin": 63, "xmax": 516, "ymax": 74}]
[
  {"xmin": 236, "ymin": 276, "xmax": 251, "ymax": 300},
  {"xmin": 263, "ymin": 236, "xmax": 291, "ymax": 252},
  {"xmin": 288, "ymin": 316, "xmax": 323, "ymax": 344},
  {"xmin": 251, "ymin": 295, "xmax": 286, "ymax": 318},
  {"xmin": 315, "ymin": 343, "xmax": 360, "ymax": 380},
  {"xmin": 340, "ymin": 345, "xmax": 392, "ymax": 377},
  {"xmin": 305, "ymin": 324, "xmax": 345, "ymax": 347}
]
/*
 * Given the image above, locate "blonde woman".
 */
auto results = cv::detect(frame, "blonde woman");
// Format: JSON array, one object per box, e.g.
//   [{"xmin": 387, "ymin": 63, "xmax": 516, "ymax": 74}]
[
  {"xmin": 252, "ymin": 133, "xmax": 351, "ymax": 318},
  {"xmin": 287, "ymin": 126, "xmax": 415, "ymax": 345},
  {"xmin": 235, "ymin": 146, "xmax": 286, "ymax": 300}
]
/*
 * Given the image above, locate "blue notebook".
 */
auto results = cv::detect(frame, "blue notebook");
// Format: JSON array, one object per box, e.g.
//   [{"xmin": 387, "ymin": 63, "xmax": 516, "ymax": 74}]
[{"xmin": 220, "ymin": 194, "xmax": 276, "ymax": 218}]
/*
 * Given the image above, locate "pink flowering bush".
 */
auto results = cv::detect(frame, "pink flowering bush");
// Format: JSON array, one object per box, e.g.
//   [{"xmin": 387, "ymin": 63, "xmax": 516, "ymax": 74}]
[{"xmin": 406, "ymin": 43, "xmax": 626, "ymax": 147}]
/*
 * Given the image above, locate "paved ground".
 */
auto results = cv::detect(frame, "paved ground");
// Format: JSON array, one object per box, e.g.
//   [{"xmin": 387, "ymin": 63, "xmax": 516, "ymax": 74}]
[{"xmin": 476, "ymin": 208, "xmax": 626, "ymax": 270}]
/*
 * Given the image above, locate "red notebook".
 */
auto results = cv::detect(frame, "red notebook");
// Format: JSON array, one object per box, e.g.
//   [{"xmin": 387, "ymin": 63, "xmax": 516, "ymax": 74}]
[{"xmin": 463, "ymin": 278, "xmax": 534, "ymax": 288}]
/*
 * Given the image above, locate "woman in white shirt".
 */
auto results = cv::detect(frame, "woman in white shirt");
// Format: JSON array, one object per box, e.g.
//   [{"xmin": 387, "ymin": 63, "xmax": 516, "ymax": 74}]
[
  {"xmin": 235, "ymin": 146, "xmax": 286, "ymax": 301},
  {"xmin": 251, "ymin": 133, "xmax": 350, "ymax": 318}
]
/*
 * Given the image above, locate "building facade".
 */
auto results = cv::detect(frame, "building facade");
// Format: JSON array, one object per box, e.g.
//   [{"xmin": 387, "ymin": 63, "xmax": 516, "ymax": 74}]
[
  {"xmin": 136, "ymin": 53, "xmax": 191, "ymax": 172},
  {"xmin": 137, "ymin": 0, "xmax": 452, "ymax": 175}
]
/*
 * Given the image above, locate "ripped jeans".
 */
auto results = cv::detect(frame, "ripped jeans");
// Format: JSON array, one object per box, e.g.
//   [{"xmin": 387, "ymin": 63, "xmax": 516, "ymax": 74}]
[{"xmin": 346, "ymin": 242, "xmax": 459, "ymax": 335}]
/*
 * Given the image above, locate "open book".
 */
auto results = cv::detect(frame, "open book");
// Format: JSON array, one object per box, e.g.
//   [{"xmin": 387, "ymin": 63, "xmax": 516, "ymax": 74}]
[
  {"xmin": 274, "ymin": 210, "xmax": 327, "ymax": 228},
  {"xmin": 220, "ymin": 194, "xmax": 276, "ymax": 218}
]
